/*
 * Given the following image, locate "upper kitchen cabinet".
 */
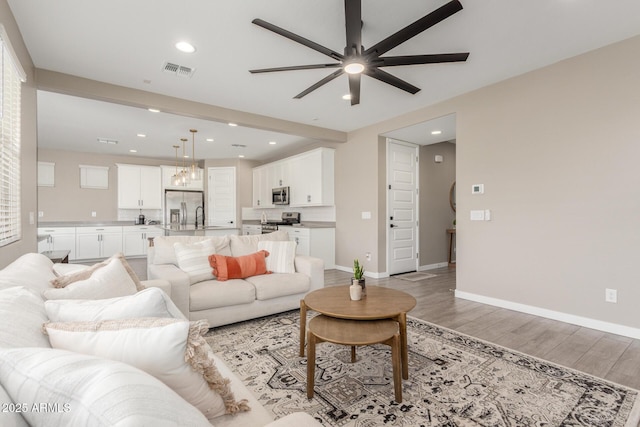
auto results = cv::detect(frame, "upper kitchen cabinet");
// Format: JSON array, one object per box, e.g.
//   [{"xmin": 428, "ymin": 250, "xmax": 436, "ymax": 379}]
[
  {"xmin": 252, "ymin": 166, "xmax": 274, "ymax": 208},
  {"xmin": 116, "ymin": 164, "xmax": 162, "ymax": 209},
  {"xmin": 289, "ymin": 148, "xmax": 334, "ymax": 207},
  {"xmin": 160, "ymin": 165, "xmax": 204, "ymax": 191}
]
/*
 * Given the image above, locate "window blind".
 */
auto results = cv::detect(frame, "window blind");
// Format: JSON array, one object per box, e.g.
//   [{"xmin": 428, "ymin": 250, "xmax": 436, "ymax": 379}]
[{"xmin": 0, "ymin": 25, "xmax": 25, "ymax": 247}]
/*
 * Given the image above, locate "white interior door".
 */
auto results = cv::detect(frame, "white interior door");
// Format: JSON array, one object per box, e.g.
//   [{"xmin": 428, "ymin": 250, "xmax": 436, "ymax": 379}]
[
  {"xmin": 207, "ymin": 167, "xmax": 236, "ymax": 226},
  {"xmin": 387, "ymin": 140, "xmax": 419, "ymax": 275}
]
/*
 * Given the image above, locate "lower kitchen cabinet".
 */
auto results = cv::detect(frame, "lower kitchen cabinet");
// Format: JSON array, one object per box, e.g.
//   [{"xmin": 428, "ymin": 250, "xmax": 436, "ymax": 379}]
[
  {"xmin": 75, "ymin": 226, "xmax": 123, "ymax": 260},
  {"xmin": 242, "ymin": 224, "xmax": 262, "ymax": 235},
  {"xmin": 123, "ymin": 226, "xmax": 163, "ymax": 257},
  {"xmin": 37, "ymin": 227, "xmax": 76, "ymax": 261},
  {"xmin": 279, "ymin": 226, "xmax": 335, "ymax": 269}
]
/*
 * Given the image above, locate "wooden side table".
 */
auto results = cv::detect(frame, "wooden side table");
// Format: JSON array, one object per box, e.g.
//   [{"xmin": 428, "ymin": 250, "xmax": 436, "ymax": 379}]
[
  {"xmin": 41, "ymin": 250, "xmax": 70, "ymax": 264},
  {"xmin": 306, "ymin": 315, "xmax": 402, "ymax": 403},
  {"xmin": 447, "ymin": 228, "xmax": 456, "ymax": 267}
]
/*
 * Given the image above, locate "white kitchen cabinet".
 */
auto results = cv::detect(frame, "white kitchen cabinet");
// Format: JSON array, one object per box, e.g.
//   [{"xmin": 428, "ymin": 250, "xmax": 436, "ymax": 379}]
[
  {"xmin": 161, "ymin": 165, "xmax": 204, "ymax": 190},
  {"xmin": 252, "ymin": 166, "xmax": 274, "ymax": 208},
  {"xmin": 270, "ymin": 159, "xmax": 291, "ymax": 188},
  {"xmin": 279, "ymin": 226, "xmax": 335, "ymax": 269},
  {"xmin": 242, "ymin": 224, "xmax": 262, "ymax": 235},
  {"xmin": 289, "ymin": 148, "xmax": 335, "ymax": 207},
  {"xmin": 123, "ymin": 225, "xmax": 162, "ymax": 257},
  {"xmin": 37, "ymin": 227, "xmax": 76, "ymax": 260},
  {"xmin": 117, "ymin": 164, "xmax": 162, "ymax": 209},
  {"xmin": 75, "ymin": 226, "xmax": 123, "ymax": 260}
]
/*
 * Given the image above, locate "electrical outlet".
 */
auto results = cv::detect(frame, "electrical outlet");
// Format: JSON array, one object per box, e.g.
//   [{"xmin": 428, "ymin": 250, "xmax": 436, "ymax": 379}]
[
  {"xmin": 38, "ymin": 211, "xmax": 44, "ymax": 218},
  {"xmin": 605, "ymin": 288, "xmax": 617, "ymax": 303},
  {"xmin": 91, "ymin": 211, "xmax": 97, "ymax": 217},
  {"xmin": 365, "ymin": 252, "xmax": 371, "ymax": 261}
]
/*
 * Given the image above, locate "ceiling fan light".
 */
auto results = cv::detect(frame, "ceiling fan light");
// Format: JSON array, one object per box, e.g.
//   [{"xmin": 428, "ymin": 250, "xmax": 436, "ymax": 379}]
[
  {"xmin": 344, "ymin": 62, "xmax": 365, "ymax": 74},
  {"xmin": 342, "ymin": 94, "xmax": 352, "ymax": 100}
]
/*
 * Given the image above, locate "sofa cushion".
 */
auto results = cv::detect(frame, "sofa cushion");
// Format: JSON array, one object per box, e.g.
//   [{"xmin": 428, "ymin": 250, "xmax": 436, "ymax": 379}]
[
  {"xmin": 50, "ymin": 252, "xmax": 144, "ymax": 291},
  {"xmin": 0, "ymin": 287, "xmax": 51, "ymax": 349},
  {"xmin": 0, "ymin": 253, "xmax": 55, "ymax": 292},
  {"xmin": 44, "ymin": 287, "xmax": 185, "ymax": 322},
  {"xmin": 174, "ymin": 239, "xmax": 217, "ymax": 284},
  {"xmin": 152, "ymin": 235, "xmax": 231, "ymax": 265},
  {"xmin": 43, "ymin": 318, "xmax": 249, "ymax": 420},
  {"xmin": 258, "ymin": 240, "xmax": 297, "ymax": 273},
  {"xmin": 42, "ymin": 256, "xmax": 139, "ymax": 301},
  {"xmin": 229, "ymin": 229, "xmax": 290, "ymax": 257},
  {"xmin": 0, "ymin": 347, "xmax": 212, "ymax": 427},
  {"xmin": 209, "ymin": 250, "xmax": 270, "ymax": 281},
  {"xmin": 245, "ymin": 273, "xmax": 311, "ymax": 301},
  {"xmin": 190, "ymin": 279, "xmax": 256, "ymax": 311}
]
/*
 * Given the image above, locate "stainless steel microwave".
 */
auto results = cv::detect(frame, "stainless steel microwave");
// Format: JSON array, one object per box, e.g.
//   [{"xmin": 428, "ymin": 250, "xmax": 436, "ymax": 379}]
[{"xmin": 272, "ymin": 186, "xmax": 289, "ymax": 205}]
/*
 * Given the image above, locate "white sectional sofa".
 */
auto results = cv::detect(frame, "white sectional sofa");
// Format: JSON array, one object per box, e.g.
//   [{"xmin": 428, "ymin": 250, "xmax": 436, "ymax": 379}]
[
  {"xmin": 0, "ymin": 253, "xmax": 321, "ymax": 427},
  {"xmin": 146, "ymin": 230, "xmax": 325, "ymax": 327}
]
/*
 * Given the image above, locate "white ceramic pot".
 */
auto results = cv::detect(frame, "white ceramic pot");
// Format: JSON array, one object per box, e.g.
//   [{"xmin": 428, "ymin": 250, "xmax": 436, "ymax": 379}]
[{"xmin": 349, "ymin": 284, "xmax": 362, "ymax": 301}]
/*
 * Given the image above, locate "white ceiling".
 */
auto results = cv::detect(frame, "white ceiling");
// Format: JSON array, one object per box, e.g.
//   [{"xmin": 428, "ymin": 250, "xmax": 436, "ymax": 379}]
[{"xmin": 8, "ymin": 0, "xmax": 640, "ymax": 160}]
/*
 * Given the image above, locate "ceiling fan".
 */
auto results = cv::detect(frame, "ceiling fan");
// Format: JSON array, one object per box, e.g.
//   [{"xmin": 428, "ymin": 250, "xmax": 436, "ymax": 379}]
[{"xmin": 249, "ymin": 0, "xmax": 469, "ymax": 106}]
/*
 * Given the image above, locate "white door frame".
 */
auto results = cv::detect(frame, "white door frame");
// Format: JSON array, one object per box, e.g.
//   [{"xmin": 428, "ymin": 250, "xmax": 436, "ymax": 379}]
[{"xmin": 386, "ymin": 138, "xmax": 419, "ymax": 276}]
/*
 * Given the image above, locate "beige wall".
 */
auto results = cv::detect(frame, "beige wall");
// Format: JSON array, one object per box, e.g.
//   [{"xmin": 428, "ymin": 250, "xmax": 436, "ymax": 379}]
[
  {"xmin": 419, "ymin": 142, "xmax": 456, "ymax": 266},
  {"xmin": 336, "ymin": 35, "xmax": 640, "ymax": 329},
  {"xmin": 0, "ymin": 0, "xmax": 37, "ymax": 268}
]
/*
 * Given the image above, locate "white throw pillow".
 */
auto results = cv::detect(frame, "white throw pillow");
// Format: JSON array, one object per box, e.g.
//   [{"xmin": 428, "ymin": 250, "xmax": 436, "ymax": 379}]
[
  {"xmin": 0, "ymin": 347, "xmax": 212, "ymax": 427},
  {"xmin": 0, "ymin": 287, "xmax": 51, "ymax": 349},
  {"xmin": 44, "ymin": 287, "xmax": 185, "ymax": 322},
  {"xmin": 258, "ymin": 240, "xmax": 297, "ymax": 273},
  {"xmin": 42, "ymin": 256, "xmax": 139, "ymax": 301},
  {"xmin": 50, "ymin": 252, "xmax": 144, "ymax": 291},
  {"xmin": 174, "ymin": 240, "xmax": 216, "ymax": 284},
  {"xmin": 0, "ymin": 253, "xmax": 55, "ymax": 292},
  {"xmin": 152, "ymin": 236, "xmax": 231, "ymax": 265},
  {"xmin": 43, "ymin": 318, "xmax": 249, "ymax": 420},
  {"xmin": 229, "ymin": 229, "xmax": 290, "ymax": 257}
]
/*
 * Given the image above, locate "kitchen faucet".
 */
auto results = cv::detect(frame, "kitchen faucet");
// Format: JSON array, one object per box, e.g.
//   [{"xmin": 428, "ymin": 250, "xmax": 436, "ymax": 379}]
[{"xmin": 195, "ymin": 206, "xmax": 204, "ymax": 228}]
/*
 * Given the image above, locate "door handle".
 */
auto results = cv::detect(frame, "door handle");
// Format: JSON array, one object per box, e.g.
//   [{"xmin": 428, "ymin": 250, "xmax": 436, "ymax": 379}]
[{"xmin": 390, "ymin": 224, "xmax": 395, "ymax": 228}]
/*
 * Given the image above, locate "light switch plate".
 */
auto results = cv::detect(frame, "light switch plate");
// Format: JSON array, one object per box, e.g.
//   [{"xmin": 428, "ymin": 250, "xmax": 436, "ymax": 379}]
[
  {"xmin": 470, "ymin": 210, "xmax": 485, "ymax": 221},
  {"xmin": 361, "ymin": 211, "xmax": 371, "ymax": 219}
]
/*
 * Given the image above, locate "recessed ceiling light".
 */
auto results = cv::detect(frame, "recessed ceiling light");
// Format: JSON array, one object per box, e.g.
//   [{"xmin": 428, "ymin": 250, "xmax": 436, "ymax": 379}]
[
  {"xmin": 137, "ymin": 133, "xmax": 146, "ymax": 138},
  {"xmin": 183, "ymin": 155, "xmax": 189, "ymax": 158},
  {"xmin": 342, "ymin": 94, "xmax": 352, "ymax": 100},
  {"xmin": 175, "ymin": 41, "xmax": 196, "ymax": 53},
  {"xmin": 206, "ymin": 138, "xmax": 214, "ymax": 142},
  {"xmin": 129, "ymin": 149, "xmax": 137, "ymax": 153},
  {"xmin": 269, "ymin": 141, "xmax": 277, "ymax": 145},
  {"xmin": 148, "ymin": 108, "xmax": 160, "ymax": 113},
  {"xmin": 238, "ymin": 154, "xmax": 245, "ymax": 158},
  {"xmin": 431, "ymin": 130, "xmax": 442, "ymax": 135},
  {"xmin": 228, "ymin": 122, "xmax": 238, "ymax": 127}
]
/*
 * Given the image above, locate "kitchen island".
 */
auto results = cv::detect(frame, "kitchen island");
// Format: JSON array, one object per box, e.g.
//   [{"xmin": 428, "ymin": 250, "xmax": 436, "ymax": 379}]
[{"xmin": 158, "ymin": 224, "xmax": 240, "ymax": 237}]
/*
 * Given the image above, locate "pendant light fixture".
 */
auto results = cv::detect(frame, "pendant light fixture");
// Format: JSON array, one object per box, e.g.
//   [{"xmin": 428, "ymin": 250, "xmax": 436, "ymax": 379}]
[
  {"xmin": 180, "ymin": 137, "xmax": 190, "ymax": 185},
  {"xmin": 189, "ymin": 129, "xmax": 201, "ymax": 180},
  {"xmin": 171, "ymin": 144, "xmax": 181, "ymax": 186}
]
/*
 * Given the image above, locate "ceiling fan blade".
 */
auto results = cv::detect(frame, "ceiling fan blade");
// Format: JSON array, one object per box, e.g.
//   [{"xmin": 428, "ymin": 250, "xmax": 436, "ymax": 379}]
[
  {"xmin": 364, "ymin": 68, "xmax": 420, "ymax": 94},
  {"xmin": 249, "ymin": 63, "xmax": 342, "ymax": 73},
  {"xmin": 348, "ymin": 73, "xmax": 361, "ymax": 105},
  {"xmin": 364, "ymin": 0, "xmax": 463, "ymax": 58},
  {"xmin": 252, "ymin": 19, "xmax": 344, "ymax": 61},
  {"xmin": 377, "ymin": 52, "xmax": 469, "ymax": 67},
  {"xmin": 294, "ymin": 69, "xmax": 344, "ymax": 99},
  {"xmin": 344, "ymin": 0, "xmax": 362, "ymax": 56}
]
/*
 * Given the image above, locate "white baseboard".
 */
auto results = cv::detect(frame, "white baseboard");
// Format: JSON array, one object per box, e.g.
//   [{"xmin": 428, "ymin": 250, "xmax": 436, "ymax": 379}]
[
  {"xmin": 419, "ymin": 262, "xmax": 448, "ymax": 271},
  {"xmin": 455, "ymin": 290, "xmax": 640, "ymax": 340},
  {"xmin": 334, "ymin": 265, "xmax": 388, "ymax": 279}
]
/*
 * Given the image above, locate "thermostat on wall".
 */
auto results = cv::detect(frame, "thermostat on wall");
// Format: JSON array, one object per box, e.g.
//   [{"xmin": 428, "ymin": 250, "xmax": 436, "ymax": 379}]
[{"xmin": 472, "ymin": 184, "xmax": 484, "ymax": 194}]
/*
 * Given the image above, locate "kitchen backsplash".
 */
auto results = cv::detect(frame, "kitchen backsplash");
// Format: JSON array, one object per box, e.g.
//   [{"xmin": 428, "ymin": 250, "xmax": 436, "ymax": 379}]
[
  {"xmin": 242, "ymin": 206, "xmax": 335, "ymax": 222},
  {"xmin": 117, "ymin": 209, "xmax": 163, "ymax": 223}
]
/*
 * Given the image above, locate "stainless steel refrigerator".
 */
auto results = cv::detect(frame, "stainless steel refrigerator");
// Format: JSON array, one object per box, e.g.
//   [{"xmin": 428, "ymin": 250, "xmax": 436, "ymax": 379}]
[{"xmin": 164, "ymin": 190, "xmax": 205, "ymax": 227}]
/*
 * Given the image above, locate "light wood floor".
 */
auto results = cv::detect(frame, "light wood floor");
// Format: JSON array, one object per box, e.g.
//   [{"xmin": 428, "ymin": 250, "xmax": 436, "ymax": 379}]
[
  {"xmin": 324, "ymin": 267, "xmax": 640, "ymax": 390},
  {"xmin": 130, "ymin": 259, "xmax": 640, "ymax": 390}
]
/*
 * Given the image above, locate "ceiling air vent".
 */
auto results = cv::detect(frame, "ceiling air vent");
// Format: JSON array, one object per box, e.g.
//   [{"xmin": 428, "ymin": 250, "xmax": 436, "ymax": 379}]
[
  {"xmin": 162, "ymin": 62, "xmax": 195, "ymax": 78},
  {"xmin": 231, "ymin": 144, "xmax": 247, "ymax": 148}
]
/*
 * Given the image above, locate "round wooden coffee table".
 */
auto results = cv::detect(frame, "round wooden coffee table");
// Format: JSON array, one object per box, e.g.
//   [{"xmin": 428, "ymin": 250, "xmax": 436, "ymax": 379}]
[{"xmin": 300, "ymin": 285, "xmax": 416, "ymax": 379}]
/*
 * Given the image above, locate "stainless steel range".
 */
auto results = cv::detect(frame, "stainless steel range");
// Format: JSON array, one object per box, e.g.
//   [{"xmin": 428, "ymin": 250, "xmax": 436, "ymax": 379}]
[{"xmin": 261, "ymin": 212, "xmax": 300, "ymax": 234}]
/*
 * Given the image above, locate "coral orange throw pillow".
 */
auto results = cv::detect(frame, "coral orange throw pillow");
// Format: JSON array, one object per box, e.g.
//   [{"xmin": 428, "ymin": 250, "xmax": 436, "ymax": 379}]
[{"xmin": 208, "ymin": 250, "xmax": 271, "ymax": 281}]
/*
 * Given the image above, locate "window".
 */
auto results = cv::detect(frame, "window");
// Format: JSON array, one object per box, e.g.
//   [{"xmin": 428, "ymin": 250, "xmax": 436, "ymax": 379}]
[{"xmin": 0, "ymin": 26, "xmax": 26, "ymax": 247}]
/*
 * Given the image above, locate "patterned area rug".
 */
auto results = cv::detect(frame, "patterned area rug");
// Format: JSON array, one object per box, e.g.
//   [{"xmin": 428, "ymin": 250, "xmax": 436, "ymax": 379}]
[
  {"xmin": 205, "ymin": 311, "xmax": 640, "ymax": 426},
  {"xmin": 395, "ymin": 272, "xmax": 438, "ymax": 281}
]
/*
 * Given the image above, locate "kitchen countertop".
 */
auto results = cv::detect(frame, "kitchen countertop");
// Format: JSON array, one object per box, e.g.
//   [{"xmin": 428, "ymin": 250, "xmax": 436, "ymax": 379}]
[
  {"xmin": 157, "ymin": 224, "xmax": 239, "ymax": 231},
  {"xmin": 242, "ymin": 220, "xmax": 335, "ymax": 229},
  {"xmin": 38, "ymin": 221, "xmax": 158, "ymax": 227}
]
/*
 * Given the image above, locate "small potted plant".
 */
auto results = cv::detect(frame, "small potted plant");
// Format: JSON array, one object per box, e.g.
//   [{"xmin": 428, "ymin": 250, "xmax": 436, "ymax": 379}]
[{"xmin": 353, "ymin": 259, "xmax": 366, "ymax": 296}]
